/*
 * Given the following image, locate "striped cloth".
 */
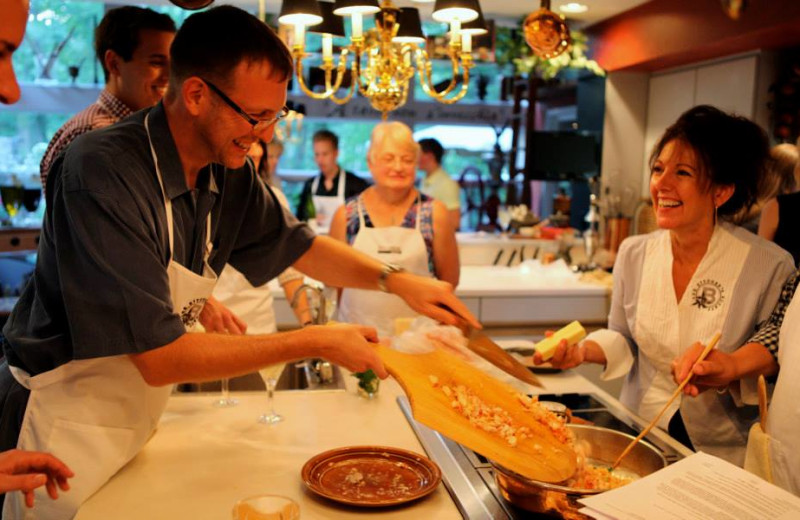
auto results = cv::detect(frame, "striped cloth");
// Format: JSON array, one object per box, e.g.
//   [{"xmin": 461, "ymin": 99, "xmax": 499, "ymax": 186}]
[{"xmin": 39, "ymin": 89, "xmax": 133, "ymax": 193}]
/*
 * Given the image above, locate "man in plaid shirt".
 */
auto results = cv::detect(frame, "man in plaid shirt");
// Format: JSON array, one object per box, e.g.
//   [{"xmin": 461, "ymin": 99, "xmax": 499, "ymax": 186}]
[{"xmin": 39, "ymin": 6, "xmax": 175, "ymax": 192}]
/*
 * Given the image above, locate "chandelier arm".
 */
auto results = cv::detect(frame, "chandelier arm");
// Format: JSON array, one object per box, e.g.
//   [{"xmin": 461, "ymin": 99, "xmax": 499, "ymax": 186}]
[
  {"xmin": 432, "ymin": 59, "xmax": 473, "ymax": 104},
  {"xmin": 329, "ymin": 66, "xmax": 358, "ymax": 105},
  {"xmin": 321, "ymin": 48, "xmax": 351, "ymax": 93},
  {"xmin": 294, "ymin": 55, "xmax": 338, "ymax": 100},
  {"xmin": 350, "ymin": 44, "xmax": 373, "ymax": 97},
  {"xmin": 416, "ymin": 49, "xmax": 459, "ymax": 98}
]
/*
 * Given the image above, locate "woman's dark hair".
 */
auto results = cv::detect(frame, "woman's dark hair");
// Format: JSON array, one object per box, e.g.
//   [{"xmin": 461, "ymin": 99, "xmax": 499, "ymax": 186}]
[
  {"xmin": 95, "ymin": 6, "xmax": 176, "ymax": 81},
  {"xmin": 170, "ymin": 5, "xmax": 293, "ymax": 87},
  {"xmin": 649, "ymin": 105, "xmax": 769, "ymax": 219}
]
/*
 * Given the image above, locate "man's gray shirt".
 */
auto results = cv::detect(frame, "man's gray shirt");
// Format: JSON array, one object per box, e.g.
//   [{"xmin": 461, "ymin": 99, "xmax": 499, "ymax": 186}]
[{"xmin": 3, "ymin": 102, "xmax": 315, "ymax": 376}]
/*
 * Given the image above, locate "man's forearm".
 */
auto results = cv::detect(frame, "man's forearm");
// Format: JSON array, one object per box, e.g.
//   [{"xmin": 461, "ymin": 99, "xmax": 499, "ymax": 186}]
[
  {"xmin": 129, "ymin": 329, "xmax": 323, "ymax": 386},
  {"xmin": 294, "ymin": 236, "xmax": 383, "ymax": 290}
]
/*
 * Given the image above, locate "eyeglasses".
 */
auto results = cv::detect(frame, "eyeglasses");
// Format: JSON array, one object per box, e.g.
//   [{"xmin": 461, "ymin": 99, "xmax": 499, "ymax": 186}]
[{"xmin": 201, "ymin": 78, "xmax": 289, "ymax": 133}]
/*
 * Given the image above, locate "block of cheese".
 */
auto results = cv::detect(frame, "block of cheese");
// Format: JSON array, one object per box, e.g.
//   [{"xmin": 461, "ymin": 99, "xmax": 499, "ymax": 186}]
[{"xmin": 533, "ymin": 321, "xmax": 586, "ymax": 361}]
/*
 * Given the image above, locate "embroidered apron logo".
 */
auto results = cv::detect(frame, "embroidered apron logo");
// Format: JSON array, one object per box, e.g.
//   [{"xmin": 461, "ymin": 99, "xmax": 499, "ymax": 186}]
[
  {"xmin": 691, "ymin": 279, "xmax": 724, "ymax": 311},
  {"xmin": 181, "ymin": 298, "xmax": 207, "ymax": 327}
]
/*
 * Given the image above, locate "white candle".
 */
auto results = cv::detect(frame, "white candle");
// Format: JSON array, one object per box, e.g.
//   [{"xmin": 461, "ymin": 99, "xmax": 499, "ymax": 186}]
[
  {"xmin": 322, "ymin": 34, "xmax": 333, "ymax": 60},
  {"xmin": 293, "ymin": 23, "xmax": 305, "ymax": 48},
  {"xmin": 462, "ymin": 33, "xmax": 472, "ymax": 53},
  {"xmin": 450, "ymin": 19, "xmax": 461, "ymax": 43},
  {"xmin": 352, "ymin": 12, "xmax": 363, "ymax": 39}
]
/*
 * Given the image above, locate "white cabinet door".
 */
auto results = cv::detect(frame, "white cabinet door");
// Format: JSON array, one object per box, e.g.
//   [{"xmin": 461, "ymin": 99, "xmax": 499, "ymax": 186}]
[
  {"xmin": 641, "ymin": 69, "xmax": 697, "ymax": 195},
  {"xmin": 695, "ymin": 56, "xmax": 757, "ymax": 117}
]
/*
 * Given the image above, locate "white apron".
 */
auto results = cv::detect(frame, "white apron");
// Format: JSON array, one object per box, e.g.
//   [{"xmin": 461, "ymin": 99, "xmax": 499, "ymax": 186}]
[
  {"xmin": 310, "ymin": 169, "xmax": 346, "ymax": 234},
  {"xmin": 2, "ymin": 113, "xmax": 218, "ymax": 519},
  {"xmin": 337, "ymin": 195, "xmax": 431, "ymax": 337},
  {"xmin": 764, "ymin": 292, "xmax": 800, "ymax": 494},
  {"xmin": 631, "ymin": 225, "xmax": 751, "ymax": 463}
]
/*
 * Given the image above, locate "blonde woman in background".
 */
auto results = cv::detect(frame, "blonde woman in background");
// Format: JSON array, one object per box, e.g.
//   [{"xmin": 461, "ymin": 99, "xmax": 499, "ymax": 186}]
[
  {"xmin": 758, "ymin": 140, "xmax": 800, "ymax": 264},
  {"xmin": 330, "ymin": 122, "xmax": 460, "ymax": 337}
]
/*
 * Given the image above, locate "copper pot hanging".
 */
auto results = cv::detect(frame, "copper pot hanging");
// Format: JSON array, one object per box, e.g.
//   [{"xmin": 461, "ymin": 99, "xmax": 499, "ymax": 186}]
[{"xmin": 523, "ymin": 0, "xmax": 571, "ymax": 60}]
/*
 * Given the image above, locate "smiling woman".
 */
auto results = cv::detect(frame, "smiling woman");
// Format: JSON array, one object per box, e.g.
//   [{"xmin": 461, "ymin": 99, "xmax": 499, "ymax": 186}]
[
  {"xmin": 330, "ymin": 121, "xmax": 461, "ymax": 338},
  {"xmin": 533, "ymin": 105, "xmax": 795, "ymax": 467}
]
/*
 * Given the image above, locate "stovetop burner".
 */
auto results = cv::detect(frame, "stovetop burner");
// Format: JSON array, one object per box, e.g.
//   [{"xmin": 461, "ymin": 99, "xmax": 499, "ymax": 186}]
[{"xmin": 398, "ymin": 391, "xmax": 693, "ymax": 519}]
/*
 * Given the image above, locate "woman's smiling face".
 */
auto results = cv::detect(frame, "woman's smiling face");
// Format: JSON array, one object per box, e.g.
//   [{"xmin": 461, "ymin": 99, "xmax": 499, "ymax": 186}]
[{"xmin": 650, "ymin": 139, "xmax": 730, "ymax": 232}]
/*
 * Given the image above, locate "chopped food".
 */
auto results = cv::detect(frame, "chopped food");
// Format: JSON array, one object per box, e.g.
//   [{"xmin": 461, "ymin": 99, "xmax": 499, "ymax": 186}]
[
  {"xmin": 533, "ymin": 321, "xmax": 587, "ymax": 361},
  {"xmin": 431, "ymin": 379, "xmax": 571, "ymax": 448},
  {"xmin": 565, "ymin": 461, "xmax": 637, "ymax": 490}
]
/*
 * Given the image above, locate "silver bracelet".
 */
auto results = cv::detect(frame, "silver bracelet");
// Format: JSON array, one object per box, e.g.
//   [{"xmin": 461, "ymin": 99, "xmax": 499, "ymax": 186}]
[{"xmin": 378, "ymin": 263, "xmax": 405, "ymax": 292}]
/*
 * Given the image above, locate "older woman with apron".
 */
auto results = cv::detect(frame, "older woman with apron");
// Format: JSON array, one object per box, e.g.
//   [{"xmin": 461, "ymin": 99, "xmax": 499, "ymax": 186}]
[
  {"xmin": 535, "ymin": 106, "xmax": 795, "ymax": 466},
  {"xmin": 329, "ymin": 122, "xmax": 460, "ymax": 338}
]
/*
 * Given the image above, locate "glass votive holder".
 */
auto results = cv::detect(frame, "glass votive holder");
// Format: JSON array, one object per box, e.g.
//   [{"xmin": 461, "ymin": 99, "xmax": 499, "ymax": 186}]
[{"xmin": 231, "ymin": 494, "xmax": 299, "ymax": 520}]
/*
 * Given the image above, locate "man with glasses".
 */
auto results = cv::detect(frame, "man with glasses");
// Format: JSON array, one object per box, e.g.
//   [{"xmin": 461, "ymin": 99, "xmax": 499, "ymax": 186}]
[{"xmin": 0, "ymin": 6, "xmax": 477, "ymax": 517}]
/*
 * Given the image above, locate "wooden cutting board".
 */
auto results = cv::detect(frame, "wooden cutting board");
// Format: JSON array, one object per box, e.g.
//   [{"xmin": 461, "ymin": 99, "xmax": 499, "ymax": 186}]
[{"xmin": 375, "ymin": 343, "xmax": 577, "ymax": 483}]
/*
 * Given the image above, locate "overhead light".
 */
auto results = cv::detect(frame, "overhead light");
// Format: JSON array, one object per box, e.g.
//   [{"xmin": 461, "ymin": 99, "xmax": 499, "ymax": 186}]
[
  {"xmin": 524, "ymin": 0, "xmax": 572, "ymax": 60},
  {"xmin": 559, "ymin": 2, "xmax": 588, "ymax": 14},
  {"xmin": 280, "ymin": 0, "xmax": 482, "ymax": 117}
]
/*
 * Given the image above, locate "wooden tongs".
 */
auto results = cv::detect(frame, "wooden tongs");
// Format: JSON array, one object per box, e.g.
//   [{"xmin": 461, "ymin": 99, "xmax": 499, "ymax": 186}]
[{"xmin": 612, "ymin": 331, "xmax": 722, "ymax": 469}]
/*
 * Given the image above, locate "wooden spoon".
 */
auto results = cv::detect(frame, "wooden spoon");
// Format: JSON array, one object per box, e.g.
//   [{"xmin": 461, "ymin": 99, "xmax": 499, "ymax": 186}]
[{"xmin": 612, "ymin": 331, "xmax": 722, "ymax": 469}]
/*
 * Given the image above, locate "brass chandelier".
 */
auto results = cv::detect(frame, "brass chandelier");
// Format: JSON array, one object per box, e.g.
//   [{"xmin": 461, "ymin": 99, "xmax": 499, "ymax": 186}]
[{"xmin": 278, "ymin": 0, "xmax": 487, "ymax": 118}]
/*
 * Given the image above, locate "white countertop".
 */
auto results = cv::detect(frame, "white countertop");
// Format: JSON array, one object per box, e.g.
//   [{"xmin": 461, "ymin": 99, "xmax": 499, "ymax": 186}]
[
  {"xmin": 455, "ymin": 264, "xmax": 608, "ymax": 298},
  {"xmin": 75, "ymin": 358, "xmax": 620, "ymax": 520}
]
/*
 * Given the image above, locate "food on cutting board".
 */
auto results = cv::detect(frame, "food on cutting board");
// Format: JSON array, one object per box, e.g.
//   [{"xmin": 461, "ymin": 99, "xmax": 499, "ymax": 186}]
[
  {"xmin": 427, "ymin": 374, "xmax": 637, "ymax": 491},
  {"xmin": 428, "ymin": 375, "xmax": 571, "ymax": 448},
  {"xmin": 533, "ymin": 321, "xmax": 587, "ymax": 361}
]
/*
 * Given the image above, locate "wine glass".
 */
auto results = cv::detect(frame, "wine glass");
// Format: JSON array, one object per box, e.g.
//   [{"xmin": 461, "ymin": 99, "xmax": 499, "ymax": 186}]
[
  {"xmin": 213, "ymin": 378, "xmax": 239, "ymax": 407},
  {"xmin": 258, "ymin": 363, "xmax": 286, "ymax": 424},
  {"xmin": 497, "ymin": 205, "xmax": 512, "ymax": 235},
  {"xmin": 232, "ymin": 495, "xmax": 299, "ymax": 520}
]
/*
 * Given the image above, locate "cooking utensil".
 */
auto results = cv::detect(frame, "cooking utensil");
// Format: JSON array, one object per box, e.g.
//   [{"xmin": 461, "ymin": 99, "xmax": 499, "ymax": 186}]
[
  {"xmin": 492, "ymin": 424, "xmax": 667, "ymax": 519},
  {"xmin": 374, "ymin": 342, "xmax": 576, "ymax": 483},
  {"xmin": 464, "ymin": 327, "xmax": 543, "ymax": 388},
  {"xmin": 612, "ymin": 331, "xmax": 721, "ymax": 469},
  {"xmin": 758, "ymin": 374, "xmax": 768, "ymax": 431},
  {"xmin": 301, "ymin": 445, "xmax": 441, "ymax": 507}
]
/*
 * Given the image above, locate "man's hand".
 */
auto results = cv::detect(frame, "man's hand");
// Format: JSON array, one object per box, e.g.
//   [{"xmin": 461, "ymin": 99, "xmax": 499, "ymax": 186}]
[
  {"xmin": 199, "ymin": 296, "xmax": 247, "ymax": 334},
  {"xmin": 671, "ymin": 342, "xmax": 738, "ymax": 397},
  {"xmin": 387, "ymin": 272, "xmax": 480, "ymax": 329},
  {"xmin": 306, "ymin": 323, "xmax": 388, "ymax": 379},
  {"xmin": 0, "ymin": 449, "xmax": 74, "ymax": 508}
]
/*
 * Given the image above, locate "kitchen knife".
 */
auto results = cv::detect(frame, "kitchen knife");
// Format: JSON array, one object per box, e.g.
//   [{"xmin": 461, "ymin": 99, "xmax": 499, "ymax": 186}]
[{"xmin": 464, "ymin": 327, "xmax": 543, "ymax": 388}]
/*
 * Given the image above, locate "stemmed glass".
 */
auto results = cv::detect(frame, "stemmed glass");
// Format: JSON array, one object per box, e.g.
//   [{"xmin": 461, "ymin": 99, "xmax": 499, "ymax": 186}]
[
  {"xmin": 213, "ymin": 378, "xmax": 239, "ymax": 407},
  {"xmin": 497, "ymin": 205, "xmax": 512, "ymax": 236},
  {"xmin": 258, "ymin": 363, "xmax": 286, "ymax": 424}
]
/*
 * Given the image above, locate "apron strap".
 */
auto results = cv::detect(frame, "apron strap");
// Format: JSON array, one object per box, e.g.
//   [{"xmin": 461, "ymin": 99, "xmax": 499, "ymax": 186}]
[
  {"xmin": 357, "ymin": 194, "xmax": 367, "ymax": 229},
  {"xmin": 144, "ymin": 113, "xmax": 213, "ymax": 264},
  {"xmin": 311, "ymin": 174, "xmax": 319, "ymax": 195},
  {"xmin": 414, "ymin": 193, "xmax": 422, "ymax": 231},
  {"xmin": 337, "ymin": 167, "xmax": 346, "ymax": 199}
]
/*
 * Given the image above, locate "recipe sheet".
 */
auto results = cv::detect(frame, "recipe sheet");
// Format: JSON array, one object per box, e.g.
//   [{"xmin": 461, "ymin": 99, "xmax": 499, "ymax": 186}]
[{"xmin": 579, "ymin": 452, "xmax": 800, "ymax": 520}]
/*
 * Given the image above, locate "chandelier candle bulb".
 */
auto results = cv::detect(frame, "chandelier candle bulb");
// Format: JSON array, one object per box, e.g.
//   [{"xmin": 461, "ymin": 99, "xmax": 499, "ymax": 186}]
[
  {"xmin": 293, "ymin": 24, "xmax": 305, "ymax": 49},
  {"xmin": 533, "ymin": 321, "xmax": 587, "ymax": 361},
  {"xmin": 322, "ymin": 34, "xmax": 333, "ymax": 60},
  {"xmin": 449, "ymin": 18, "xmax": 461, "ymax": 45},
  {"xmin": 461, "ymin": 32, "xmax": 472, "ymax": 53},
  {"xmin": 352, "ymin": 12, "xmax": 363, "ymax": 39}
]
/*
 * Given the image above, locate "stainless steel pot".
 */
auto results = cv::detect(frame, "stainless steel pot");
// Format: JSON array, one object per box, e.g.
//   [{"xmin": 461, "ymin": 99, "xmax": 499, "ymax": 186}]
[{"xmin": 491, "ymin": 424, "xmax": 667, "ymax": 519}]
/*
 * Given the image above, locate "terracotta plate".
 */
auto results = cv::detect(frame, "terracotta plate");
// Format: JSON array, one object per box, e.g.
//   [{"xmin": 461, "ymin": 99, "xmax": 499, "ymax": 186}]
[{"xmin": 301, "ymin": 446, "xmax": 441, "ymax": 507}]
